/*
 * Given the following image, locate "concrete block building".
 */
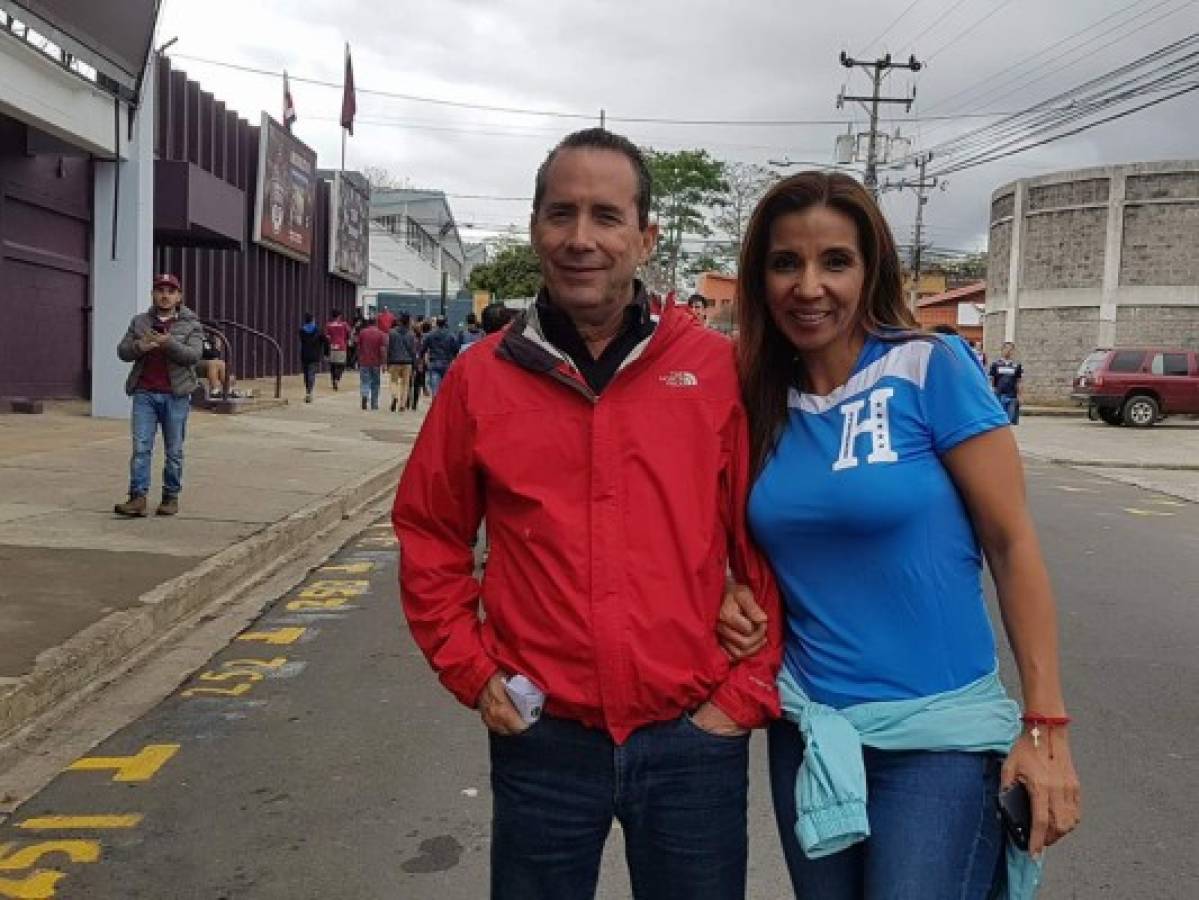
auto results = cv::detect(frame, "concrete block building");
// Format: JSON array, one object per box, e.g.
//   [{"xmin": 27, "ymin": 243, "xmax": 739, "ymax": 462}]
[{"xmin": 985, "ymin": 161, "xmax": 1199, "ymax": 403}]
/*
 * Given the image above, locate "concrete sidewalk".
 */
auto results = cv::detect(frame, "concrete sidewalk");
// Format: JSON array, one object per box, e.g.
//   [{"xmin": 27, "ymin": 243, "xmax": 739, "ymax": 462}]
[
  {"xmin": 0, "ymin": 371, "xmax": 423, "ymax": 743},
  {"xmin": 1014, "ymin": 415, "xmax": 1199, "ymax": 502}
]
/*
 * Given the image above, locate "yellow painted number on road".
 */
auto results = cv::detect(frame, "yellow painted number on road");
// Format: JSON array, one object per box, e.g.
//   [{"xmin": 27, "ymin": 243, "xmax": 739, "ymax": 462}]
[
  {"xmin": 237, "ymin": 627, "xmax": 306, "ymax": 645},
  {"xmin": 222, "ymin": 658, "xmax": 287, "ymax": 670},
  {"xmin": 67, "ymin": 744, "xmax": 178, "ymax": 783},
  {"xmin": 286, "ymin": 597, "xmax": 350, "ymax": 611},
  {"xmin": 320, "ymin": 561, "xmax": 375, "ymax": 574},
  {"xmin": 297, "ymin": 580, "xmax": 369, "ymax": 599},
  {"xmin": 181, "ymin": 682, "xmax": 252, "ymax": 698},
  {"xmin": 0, "ymin": 839, "xmax": 102, "ymax": 899}
]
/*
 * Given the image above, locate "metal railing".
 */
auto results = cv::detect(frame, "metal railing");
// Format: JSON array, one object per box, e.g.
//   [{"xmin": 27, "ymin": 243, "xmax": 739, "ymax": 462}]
[{"xmin": 200, "ymin": 319, "xmax": 285, "ymax": 401}]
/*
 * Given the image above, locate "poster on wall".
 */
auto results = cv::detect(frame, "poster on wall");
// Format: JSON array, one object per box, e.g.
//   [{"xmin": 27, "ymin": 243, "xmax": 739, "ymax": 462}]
[
  {"xmin": 252, "ymin": 113, "xmax": 317, "ymax": 263},
  {"xmin": 328, "ymin": 171, "xmax": 370, "ymax": 284}
]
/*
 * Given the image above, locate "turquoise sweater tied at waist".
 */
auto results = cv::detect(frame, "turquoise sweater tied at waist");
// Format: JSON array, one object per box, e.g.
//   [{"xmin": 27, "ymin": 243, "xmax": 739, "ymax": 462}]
[{"xmin": 778, "ymin": 666, "xmax": 1044, "ymax": 899}]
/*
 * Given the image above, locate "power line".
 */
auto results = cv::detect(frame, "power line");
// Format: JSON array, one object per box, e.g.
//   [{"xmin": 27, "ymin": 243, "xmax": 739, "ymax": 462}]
[
  {"xmin": 925, "ymin": 0, "xmax": 1019, "ymax": 62},
  {"xmin": 171, "ymin": 51, "xmax": 1018, "ymax": 130},
  {"xmin": 922, "ymin": 0, "xmax": 1158, "ymax": 113},
  {"xmin": 859, "ymin": 0, "xmax": 929, "ymax": 54},
  {"xmin": 929, "ymin": 74, "xmax": 1199, "ymax": 176},
  {"xmin": 896, "ymin": 0, "xmax": 976, "ymax": 55}
]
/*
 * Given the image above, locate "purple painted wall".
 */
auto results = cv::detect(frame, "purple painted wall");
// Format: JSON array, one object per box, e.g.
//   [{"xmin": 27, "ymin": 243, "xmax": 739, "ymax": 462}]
[
  {"xmin": 153, "ymin": 59, "xmax": 356, "ymax": 381},
  {"xmin": 0, "ymin": 115, "xmax": 93, "ymax": 399}
]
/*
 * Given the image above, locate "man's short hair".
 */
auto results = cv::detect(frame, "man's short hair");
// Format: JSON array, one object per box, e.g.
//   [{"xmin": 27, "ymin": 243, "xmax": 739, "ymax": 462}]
[
  {"xmin": 687, "ymin": 293, "xmax": 707, "ymax": 308},
  {"xmin": 533, "ymin": 128, "xmax": 653, "ymax": 230},
  {"xmin": 465, "ymin": 313, "xmax": 478, "ymax": 327},
  {"xmin": 436, "ymin": 316, "xmax": 447, "ymax": 327},
  {"xmin": 481, "ymin": 302, "xmax": 517, "ymax": 335},
  {"xmin": 400, "ymin": 313, "xmax": 411, "ymax": 327}
]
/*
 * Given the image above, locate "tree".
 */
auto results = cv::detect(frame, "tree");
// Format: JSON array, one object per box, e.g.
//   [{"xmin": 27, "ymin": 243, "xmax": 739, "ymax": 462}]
[
  {"xmin": 713, "ymin": 162, "xmax": 776, "ymax": 265},
  {"xmin": 468, "ymin": 240, "xmax": 541, "ymax": 300},
  {"xmin": 361, "ymin": 165, "xmax": 409, "ymax": 191},
  {"xmin": 940, "ymin": 251, "xmax": 988, "ymax": 281},
  {"xmin": 645, "ymin": 149, "xmax": 728, "ymax": 290}
]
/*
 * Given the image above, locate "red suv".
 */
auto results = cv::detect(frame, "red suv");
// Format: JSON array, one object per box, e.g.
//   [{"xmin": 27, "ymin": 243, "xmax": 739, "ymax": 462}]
[{"xmin": 1071, "ymin": 347, "xmax": 1199, "ymax": 426}]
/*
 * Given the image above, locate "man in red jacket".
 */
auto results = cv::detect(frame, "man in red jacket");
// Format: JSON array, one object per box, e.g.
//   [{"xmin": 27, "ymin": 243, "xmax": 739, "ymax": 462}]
[{"xmin": 393, "ymin": 128, "xmax": 781, "ymax": 899}]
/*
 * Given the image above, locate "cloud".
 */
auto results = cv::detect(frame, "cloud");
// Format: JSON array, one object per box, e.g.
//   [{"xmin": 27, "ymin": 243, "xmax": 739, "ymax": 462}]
[{"xmin": 158, "ymin": 0, "xmax": 1199, "ymax": 249}]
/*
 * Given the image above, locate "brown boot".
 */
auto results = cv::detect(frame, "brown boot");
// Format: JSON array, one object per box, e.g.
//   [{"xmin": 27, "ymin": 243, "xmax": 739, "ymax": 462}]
[
  {"xmin": 114, "ymin": 494, "xmax": 147, "ymax": 517},
  {"xmin": 156, "ymin": 495, "xmax": 179, "ymax": 516}
]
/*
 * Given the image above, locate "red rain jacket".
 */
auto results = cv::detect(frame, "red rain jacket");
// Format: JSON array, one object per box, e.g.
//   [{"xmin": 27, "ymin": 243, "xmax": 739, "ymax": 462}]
[{"xmin": 393, "ymin": 297, "xmax": 781, "ymax": 743}]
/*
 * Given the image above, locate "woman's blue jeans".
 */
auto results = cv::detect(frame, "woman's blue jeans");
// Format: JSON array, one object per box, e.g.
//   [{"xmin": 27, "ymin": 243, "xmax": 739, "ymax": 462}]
[
  {"xmin": 489, "ymin": 713, "xmax": 750, "ymax": 899},
  {"xmin": 768, "ymin": 719, "xmax": 1005, "ymax": 900},
  {"xmin": 129, "ymin": 390, "xmax": 190, "ymax": 498}
]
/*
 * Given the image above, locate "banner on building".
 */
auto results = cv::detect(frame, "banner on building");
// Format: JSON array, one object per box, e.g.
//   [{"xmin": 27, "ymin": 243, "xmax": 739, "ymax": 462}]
[
  {"xmin": 328, "ymin": 171, "xmax": 369, "ymax": 284},
  {"xmin": 252, "ymin": 112, "xmax": 317, "ymax": 263}
]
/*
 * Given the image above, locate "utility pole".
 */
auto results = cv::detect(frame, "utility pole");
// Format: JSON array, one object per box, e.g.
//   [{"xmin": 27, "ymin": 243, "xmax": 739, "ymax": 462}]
[
  {"xmin": 836, "ymin": 52, "xmax": 921, "ymax": 196},
  {"xmin": 883, "ymin": 152, "xmax": 940, "ymax": 311}
]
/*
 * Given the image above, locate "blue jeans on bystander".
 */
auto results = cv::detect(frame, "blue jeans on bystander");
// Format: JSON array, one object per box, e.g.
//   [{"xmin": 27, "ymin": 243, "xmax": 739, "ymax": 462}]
[
  {"xmin": 359, "ymin": 366, "xmax": 381, "ymax": 409},
  {"xmin": 768, "ymin": 719, "xmax": 1005, "ymax": 900},
  {"xmin": 129, "ymin": 390, "xmax": 190, "ymax": 498},
  {"xmin": 427, "ymin": 366, "xmax": 448, "ymax": 398},
  {"xmin": 998, "ymin": 394, "xmax": 1020, "ymax": 425},
  {"xmin": 490, "ymin": 713, "xmax": 750, "ymax": 900}
]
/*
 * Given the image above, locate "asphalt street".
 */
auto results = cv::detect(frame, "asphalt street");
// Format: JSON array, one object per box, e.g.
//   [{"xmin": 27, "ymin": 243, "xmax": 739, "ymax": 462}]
[{"xmin": 0, "ymin": 462, "xmax": 1196, "ymax": 899}]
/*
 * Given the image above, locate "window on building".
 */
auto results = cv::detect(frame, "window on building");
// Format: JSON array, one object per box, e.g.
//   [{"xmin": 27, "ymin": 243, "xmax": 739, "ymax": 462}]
[{"xmin": 1108, "ymin": 350, "xmax": 1145, "ymax": 373}]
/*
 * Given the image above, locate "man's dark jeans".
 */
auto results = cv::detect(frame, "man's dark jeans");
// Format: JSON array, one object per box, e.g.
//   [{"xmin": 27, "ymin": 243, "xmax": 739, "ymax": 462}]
[{"xmin": 489, "ymin": 713, "xmax": 749, "ymax": 900}]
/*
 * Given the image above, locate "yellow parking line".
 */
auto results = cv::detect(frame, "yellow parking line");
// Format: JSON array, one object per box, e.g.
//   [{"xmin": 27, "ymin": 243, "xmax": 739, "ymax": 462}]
[
  {"xmin": 1147, "ymin": 498, "xmax": 1186, "ymax": 507},
  {"xmin": 1123, "ymin": 507, "xmax": 1175, "ymax": 517},
  {"xmin": 18, "ymin": 815, "xmax": 143, "ymax": 830},
  {"xmin": 1054, "ymin": 485, "xmax": 1095, "ymax": 493},
  {"xmin": 67, "ymin": 745, "xmax": 178, "ymax": 783}
]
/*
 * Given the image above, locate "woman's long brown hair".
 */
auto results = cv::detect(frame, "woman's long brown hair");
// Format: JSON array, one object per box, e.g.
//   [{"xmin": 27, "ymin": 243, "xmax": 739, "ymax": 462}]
[{"xmin": 736, "ymin": 172, "xmax": 919, "ymax": 476}]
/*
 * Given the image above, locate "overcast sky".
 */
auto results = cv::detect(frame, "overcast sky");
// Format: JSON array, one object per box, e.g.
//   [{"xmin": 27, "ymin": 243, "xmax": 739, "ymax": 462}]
[{"xmin": 158, "ymin": 0, "xmax": 1199, "ymax": 259}]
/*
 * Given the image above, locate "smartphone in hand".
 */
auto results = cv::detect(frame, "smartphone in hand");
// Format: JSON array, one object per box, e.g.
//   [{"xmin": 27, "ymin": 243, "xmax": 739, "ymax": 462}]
[{"xmin": 997, "ymin": 782, "xmax": 1032, "ymax": 851}]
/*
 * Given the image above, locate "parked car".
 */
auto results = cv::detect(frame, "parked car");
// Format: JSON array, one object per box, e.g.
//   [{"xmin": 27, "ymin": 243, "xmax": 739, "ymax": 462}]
[{"xmin": 1071, "ymin": 347, "xmax": 1199, "ymax": 427}]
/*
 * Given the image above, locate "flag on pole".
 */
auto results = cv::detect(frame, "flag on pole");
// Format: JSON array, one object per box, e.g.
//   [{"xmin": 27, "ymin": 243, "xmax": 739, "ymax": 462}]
[
  {"xmin": 340, "ymin": 44, "xmax": 356, "ymax": 136},
  {"xmin": 283, "ymin": 70, "xmax": 297, "ymax": 131}
]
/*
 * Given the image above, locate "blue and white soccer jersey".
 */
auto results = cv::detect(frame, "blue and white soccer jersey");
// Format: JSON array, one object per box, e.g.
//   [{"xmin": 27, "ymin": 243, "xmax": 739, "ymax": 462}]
[{"xmin": 747, "ymin": 334, "xmax": 1011, "ymax": 709}]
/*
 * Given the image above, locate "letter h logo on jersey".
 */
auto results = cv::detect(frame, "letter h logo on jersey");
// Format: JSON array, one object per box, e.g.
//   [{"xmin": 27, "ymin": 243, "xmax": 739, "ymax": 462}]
[{"xmin": 832, "ymin": 388, "xmax": 899, "ymax": 472}]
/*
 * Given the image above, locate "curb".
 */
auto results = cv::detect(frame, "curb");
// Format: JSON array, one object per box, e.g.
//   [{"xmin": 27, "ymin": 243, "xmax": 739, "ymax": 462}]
[
  {"xmin": 1025, "ymin": 455, "xmax": 1199, "ymax": 472},
  {"xmin": 0, "ymin": 452, "xmax": 408, "ymax": 741}
]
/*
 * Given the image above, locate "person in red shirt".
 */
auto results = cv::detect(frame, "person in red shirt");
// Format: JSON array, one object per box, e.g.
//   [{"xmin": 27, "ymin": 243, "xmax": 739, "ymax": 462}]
[
  {"xmin": 376, "ymin": 307, "xmax": 396, "ymax": 333},
  {"xmin": 114, "ymin": 274, "xmax": 204, "ymax": 517},
  {"xmin": 323, "ymin": 309, "xmax": 351, "ymax": 390},
  {"xmin": 393, "ymin": 128, "xmax": 781, "ymax": 899},
  {"xmin": 354, "ymin": 317, "xmax": 388, "ymax": 410}
]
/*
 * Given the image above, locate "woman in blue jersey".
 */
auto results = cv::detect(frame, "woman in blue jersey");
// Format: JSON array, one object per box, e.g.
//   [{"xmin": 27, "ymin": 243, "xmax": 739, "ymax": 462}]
[{"xmin": 719, "ymin": 172, "xmax": 1080, "ymax": 899}]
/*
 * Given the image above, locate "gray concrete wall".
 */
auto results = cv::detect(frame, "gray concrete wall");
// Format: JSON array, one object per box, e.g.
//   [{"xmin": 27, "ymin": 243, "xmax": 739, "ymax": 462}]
[{"xmin": 986, "ymin": 160, "xmax": 1199, "ymax": 404}]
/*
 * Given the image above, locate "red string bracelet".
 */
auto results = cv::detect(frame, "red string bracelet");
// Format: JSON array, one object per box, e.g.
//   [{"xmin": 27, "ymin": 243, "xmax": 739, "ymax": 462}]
[{"xmin": 1021, "ymin": 714, "xmax": 1071, "ymax": 757}]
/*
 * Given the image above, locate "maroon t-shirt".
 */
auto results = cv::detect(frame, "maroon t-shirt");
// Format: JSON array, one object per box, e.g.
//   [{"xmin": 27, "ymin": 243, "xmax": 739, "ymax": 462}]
[{"xmin": 136, "ymin": 318, "xmax": 175, "ymax": 393}]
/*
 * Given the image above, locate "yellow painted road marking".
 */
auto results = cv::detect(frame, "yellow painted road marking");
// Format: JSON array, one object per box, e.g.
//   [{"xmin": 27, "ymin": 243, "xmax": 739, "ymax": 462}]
[
  {"xmin": 319, "ymin": 561, "xmax": 375, "ymax": 574},
  {"xmin": 297, "ymin": 580, "xmax": 369, "ymax": 599},
  {"xmin": 17, "ymin": 815, "xmax": 142, "ymax": 830},
  {"xmin": 223, "ymin": 658, "xmax": 287, "ymax": 670},
  {"xmin": 1124, "ymin": 507, "xmax": 1175, "ymax": 517},
  {"xmin": 1147, "ymin": 498, "xmax": 1186, "ymax": 507},
  {"xmin": 365, "ymin": 524, "xmax": 393, "ymax": 531},
  {"xmin": 181, "ymin": 683, "xmax": 252, "ymax": 698},
  {"xmin": 0, "ymin": 869, "xmax": 64, "ymax": 898},
  {"xmin": 237, "ymin": 627, "xmax": 306, "ymax": 646},
  {"xmin": 66, "ymin": 745, "xmax": 178, "ymax": 783},
  {"xmin": 0, "ymin": 840, "xmax": 101, "ymax": 869},
  {"xmin": 286, "ymin": 597, "xmax": 351, "ymax": 611},
  {"xmin": 1054, "ymin": 485, "xmax": 1095, "ymax": 493}
]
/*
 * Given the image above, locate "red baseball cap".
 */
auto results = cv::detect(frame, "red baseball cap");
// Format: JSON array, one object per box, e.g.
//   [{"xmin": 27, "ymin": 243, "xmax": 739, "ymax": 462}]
[{"xmin": 153, "ymin": 273, "xmax": 182, "ymax": 291}]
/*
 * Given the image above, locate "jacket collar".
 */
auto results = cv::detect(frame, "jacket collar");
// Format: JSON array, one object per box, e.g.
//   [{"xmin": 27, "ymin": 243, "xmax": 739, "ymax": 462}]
[{"xmin": 498, "ymin": 280, "xmax": 666, "ymax": 380}]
